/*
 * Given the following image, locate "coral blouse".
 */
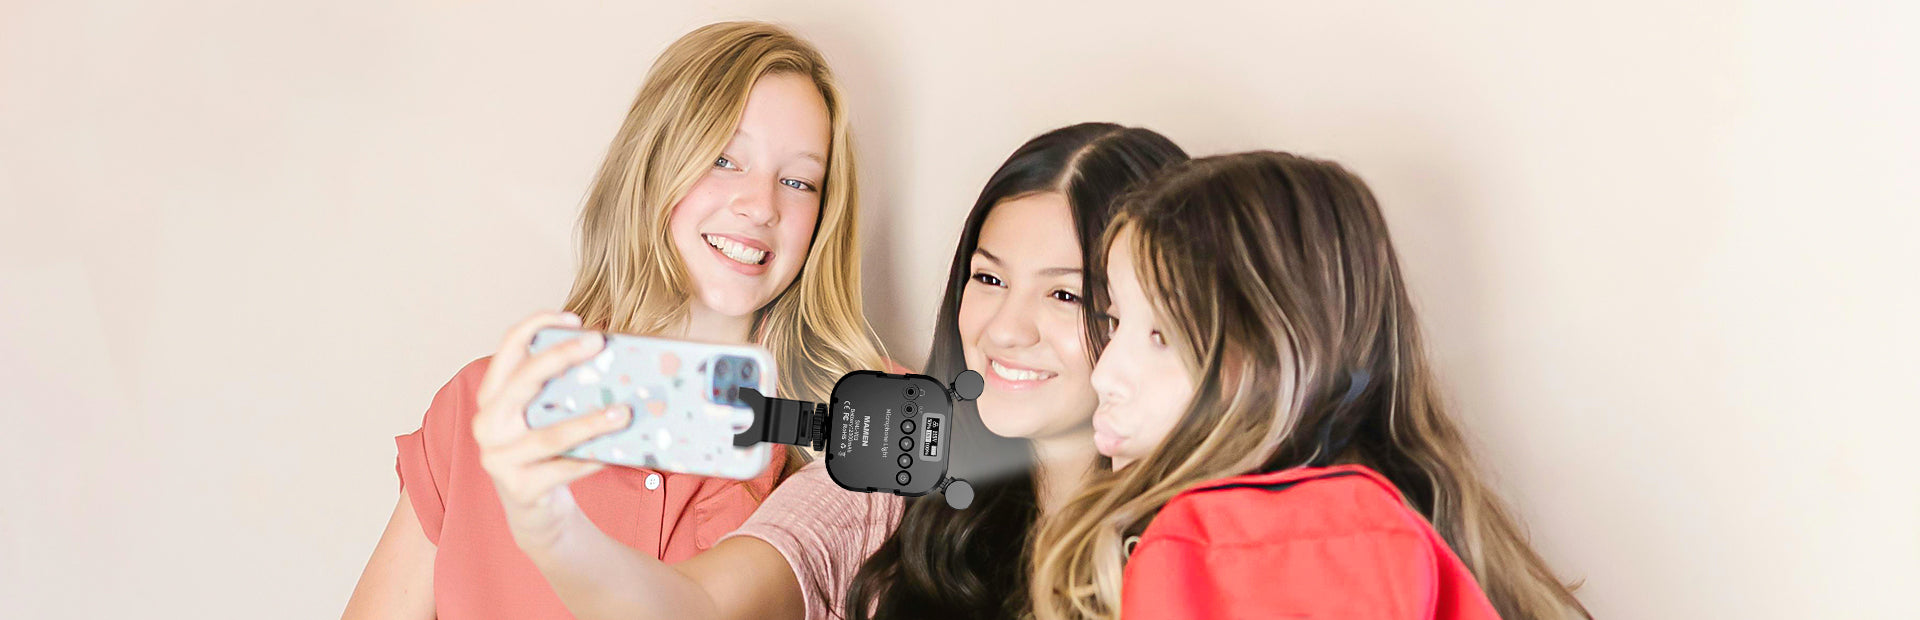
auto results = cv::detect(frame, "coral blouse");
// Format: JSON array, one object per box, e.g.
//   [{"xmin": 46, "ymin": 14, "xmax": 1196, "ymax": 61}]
[{"xmin": 394, "ymin": 357, "xmax": 786, "ymax": 619}]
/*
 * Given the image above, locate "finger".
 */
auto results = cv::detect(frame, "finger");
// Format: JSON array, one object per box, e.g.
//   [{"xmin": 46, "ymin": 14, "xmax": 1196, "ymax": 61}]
[
  {"xmin": 474, "ymin": 329, "xmax": 601, "ymax": 445},
  {"xmin": 477, "ymin": 310, "xmax": 583, "ymax": 401},
  {"xmin": 487, "ymin": 330, "xmax": 607, "ymax": 420},
  {"xmin": 498, "ymin": 405, "xmax": 632, "ymax": 465}
]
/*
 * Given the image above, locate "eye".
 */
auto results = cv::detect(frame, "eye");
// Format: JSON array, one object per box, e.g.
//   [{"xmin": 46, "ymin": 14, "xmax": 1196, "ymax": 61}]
[
  {"xmin": 970, "ymin": 272, "xmax": 1004, "ymax": 287},
  {"xmin": 1050, "ymin": 289, "xmax": 1082, "ymax": 304},
  {"xmin": 1101, "ymin": 314, "xmax": 1119, "ymax": 336},
  {"xmin": 1149, "ymin": 330, "xmax": 1167, "ymax": 347},
  {"xmin": 780, "ymin": 178, "xmax": 818, "ymax": 192},
  {"xmin": 714, "ymin": 155, "xmax": 738, "ymax": 169}
]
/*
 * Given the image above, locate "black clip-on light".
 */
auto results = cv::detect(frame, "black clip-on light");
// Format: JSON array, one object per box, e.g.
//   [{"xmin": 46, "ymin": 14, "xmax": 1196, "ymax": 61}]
[{"xmin": 734, "ymin": 370, "xmax": 985, "ymax": 509}]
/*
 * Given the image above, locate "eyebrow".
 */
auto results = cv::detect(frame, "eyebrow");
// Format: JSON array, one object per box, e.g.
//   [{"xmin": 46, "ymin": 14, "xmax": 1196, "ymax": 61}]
[{"xmin": 973, "ymin": 247, "xmax": 1082, "ymax": 277}]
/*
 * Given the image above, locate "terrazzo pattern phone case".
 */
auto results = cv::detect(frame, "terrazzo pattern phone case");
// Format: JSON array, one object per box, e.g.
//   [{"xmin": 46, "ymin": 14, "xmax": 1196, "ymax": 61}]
[{"xmin": 523, "ymin": 327, "xmax": 776, "ymax": 480}]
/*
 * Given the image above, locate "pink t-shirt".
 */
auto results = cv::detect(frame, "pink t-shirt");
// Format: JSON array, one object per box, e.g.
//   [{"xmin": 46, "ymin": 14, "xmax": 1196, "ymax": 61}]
[
  {"xmin": 720, "ymin": 460, "xmax": 905, "ymax": 620},
  {"xmin": 395, "ymin": 357, "xmax": 787, "ymax": 619}
]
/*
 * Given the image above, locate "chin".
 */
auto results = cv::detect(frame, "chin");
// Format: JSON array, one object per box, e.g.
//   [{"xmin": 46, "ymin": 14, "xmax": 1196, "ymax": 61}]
[
  {"xmin": 696, "ymin": 286, "xmax": 774, "ymax": 317},
  {"xmin": 977, "ymin": 414, "xmax": 1034, "ymax": 439},
  {"xmin": 704, "ymin": 299, "xmax": 763, "ymax": 318},
  {"xmin": 976, "ymin": 396, "xmax": 1050, "ymax": 439}
]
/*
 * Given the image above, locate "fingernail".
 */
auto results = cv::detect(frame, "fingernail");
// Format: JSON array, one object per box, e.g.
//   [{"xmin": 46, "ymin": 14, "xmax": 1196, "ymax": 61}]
[
  {"xmin": 576, "ymin": 332, "xmax": 604, "ymax": 351},
  {"xmin": 558, "ymin": 311, "xmax": 582, "ymax": 326},
  {"xmin": 606, "ymin": 405, "xmax": 631, "ymax": 423}
]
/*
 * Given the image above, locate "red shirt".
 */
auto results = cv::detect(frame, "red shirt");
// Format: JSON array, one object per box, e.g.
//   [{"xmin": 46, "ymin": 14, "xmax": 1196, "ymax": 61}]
[
  {"xmin": 395, "ymin": 357, "xmax": 786, "ymax": 619},
  {"xmin": 1123, "ymin": 465, "xmax": 1500, "ymax": 620}
]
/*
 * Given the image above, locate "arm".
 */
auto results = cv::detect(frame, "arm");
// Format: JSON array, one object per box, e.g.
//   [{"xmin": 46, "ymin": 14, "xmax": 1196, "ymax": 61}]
[
  {"xmin": 470, "ymin": 312, "xmax": 807, "ymax": 620},
  {"xmin": 525, "ymin": 512, "xmax": 804, "ymax": 620},
  {"xmin": 342, "ymin": 492, "xmax": 436, "ymax": 620}
]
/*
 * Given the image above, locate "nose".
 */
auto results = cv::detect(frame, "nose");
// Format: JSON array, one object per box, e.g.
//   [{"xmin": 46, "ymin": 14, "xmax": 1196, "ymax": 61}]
[
  {"xmin": 729, "ymin": 172, "xmax": 779, "ymax": 227},
  {"xmin": 983, "ymin": 289, "xmax": 1041, "ymax": 351}
]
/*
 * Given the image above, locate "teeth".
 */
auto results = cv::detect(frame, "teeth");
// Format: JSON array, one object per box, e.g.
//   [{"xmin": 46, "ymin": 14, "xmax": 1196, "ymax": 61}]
[
  {"xmin": 704, "ymin": 234, "xmax": 767, "ymax": 265},
  {"xmin": 991, "ymin": 359, "xmax": 1052, "ymax": 382}
]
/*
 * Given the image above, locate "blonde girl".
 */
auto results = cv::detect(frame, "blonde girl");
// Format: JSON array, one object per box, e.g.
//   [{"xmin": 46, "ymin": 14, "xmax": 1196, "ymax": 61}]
[{"xmin": 343, "ymin": 21, "xmax": 888, "ymax": 620}]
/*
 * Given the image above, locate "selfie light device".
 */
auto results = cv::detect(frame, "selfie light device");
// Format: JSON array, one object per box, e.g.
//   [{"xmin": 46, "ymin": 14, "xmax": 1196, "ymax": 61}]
[{"xmin": 734, "ymin": 370, "xmax": 983, "ymax": 509}]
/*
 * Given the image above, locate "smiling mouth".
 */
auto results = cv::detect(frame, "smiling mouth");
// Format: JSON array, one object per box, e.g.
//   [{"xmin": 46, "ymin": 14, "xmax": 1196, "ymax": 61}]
[
  {"xmin": 989, "ymin": 358, "xmax": 1057, "ymax": 383},
  {"xmin": 704, "ymin": 234, "xmax": 769, "ymax": 266}
]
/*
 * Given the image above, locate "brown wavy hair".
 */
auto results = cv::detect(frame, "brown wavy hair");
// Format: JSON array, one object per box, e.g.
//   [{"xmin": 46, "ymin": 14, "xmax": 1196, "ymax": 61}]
[{"xmin": 1031, "ymin": 151, "xmax": 1590, "ymax": 620}]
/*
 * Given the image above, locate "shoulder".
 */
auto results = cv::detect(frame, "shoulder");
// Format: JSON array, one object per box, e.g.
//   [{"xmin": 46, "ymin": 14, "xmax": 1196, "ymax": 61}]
[
  {"xmin": 427, "ymin": 356, "xmax": 493, "ymax": 401},
  {"xmin": 1124, "ymin": 466, "xmax": 1470, "ymax": 619},
  {"xmin": 420, "ymin": 356, "xmax": 493, "ymax": 426},
  {"xmin": 1141, "ymin": 465, "xmax": 1429, "ymax": 549},
  {"xmin": 449, "ymin": 355, "xmax": 493, "ymax": 387}
]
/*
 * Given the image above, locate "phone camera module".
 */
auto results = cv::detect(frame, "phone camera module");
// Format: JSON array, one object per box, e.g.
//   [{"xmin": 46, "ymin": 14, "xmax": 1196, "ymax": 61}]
[{"xmin": 710, "ymin": 354, "xmax": 761, "ymax": 407}]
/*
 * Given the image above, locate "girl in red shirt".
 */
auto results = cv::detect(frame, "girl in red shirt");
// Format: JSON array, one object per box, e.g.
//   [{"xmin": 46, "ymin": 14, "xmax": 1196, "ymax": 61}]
[{"xmin": 1031, "ymin": 152, "xmax": 1593, "ymax": 619}]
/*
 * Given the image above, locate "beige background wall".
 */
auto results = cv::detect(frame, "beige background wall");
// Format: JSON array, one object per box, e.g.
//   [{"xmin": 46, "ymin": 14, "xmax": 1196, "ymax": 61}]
[{"xmin": 3, "ymin": 1, "xmax": 1915, "ymax": 618}]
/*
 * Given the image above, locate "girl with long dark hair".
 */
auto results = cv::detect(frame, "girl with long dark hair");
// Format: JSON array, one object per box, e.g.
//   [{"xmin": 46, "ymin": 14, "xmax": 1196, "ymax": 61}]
[{"xmin": 843, "ymin": 123, "xmax": 1187, "ymax": 620}]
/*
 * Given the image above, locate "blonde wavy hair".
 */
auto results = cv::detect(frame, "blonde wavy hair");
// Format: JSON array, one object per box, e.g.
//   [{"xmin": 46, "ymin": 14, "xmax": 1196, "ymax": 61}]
[
  {"xmin": 1031, "ymin": 152, "xmax": 1589, "ymax": 619},
  {"xmin": 561, "ymin": 20, "xmax": 888, "ymax": 405}
]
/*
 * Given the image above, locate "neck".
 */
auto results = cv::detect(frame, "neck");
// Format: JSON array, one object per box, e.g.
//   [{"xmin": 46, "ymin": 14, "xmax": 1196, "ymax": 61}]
[
  {"xmin": 1029, "ymin": 424, "xmax": 1099, "ymax": 515},
  {"xmin": 677, "ymin": 303, "xmax": 755, "ymax": 343}
]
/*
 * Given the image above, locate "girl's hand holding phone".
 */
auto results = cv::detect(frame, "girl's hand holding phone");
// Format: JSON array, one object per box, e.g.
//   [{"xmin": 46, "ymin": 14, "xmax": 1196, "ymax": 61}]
[{"xmin": 471, "ymin": 311, "xmax": 633, "ymax": 553}]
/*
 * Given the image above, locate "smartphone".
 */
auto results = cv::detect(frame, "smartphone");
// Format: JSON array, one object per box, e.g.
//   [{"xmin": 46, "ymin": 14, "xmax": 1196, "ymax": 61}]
[{"xmin": 523, "ymin": 327, "xmax": 776, "ymax": 480}]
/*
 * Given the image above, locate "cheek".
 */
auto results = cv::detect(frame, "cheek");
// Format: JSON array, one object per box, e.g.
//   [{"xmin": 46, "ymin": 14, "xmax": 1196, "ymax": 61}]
[
  {"xmin": 1135, "ymin": 359, "xmax": 1196, "ymax": 443},
  {"xmin": 670, "ymin": 178, "xmax": 724, "ymax": 230},
  {"xmin": 776, "ymin": 197, "xmax": 820, "ymax": 250},
  {"xmin": 955, "ymin": 289, "xmax": 991, "ymax": 360},
  {"xmin": 1040, "ymin": 311, "xmax": 1092, "ymax": 377},
  {"xmin": 667, "ymin": 184, "xmax": 724, "ymax": 255}
]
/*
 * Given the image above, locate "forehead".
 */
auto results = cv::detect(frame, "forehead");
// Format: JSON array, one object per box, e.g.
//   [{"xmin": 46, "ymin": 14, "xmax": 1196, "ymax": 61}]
[
  {"xmin": 976, "ymin": 192, "xmax": 1081, "ymax": 269},
  {"xmin": 1104, "ymin": 230, "xmax": 1147, "ymax": 299},
  {"xmin": 735, "ymin": 72, "xmax": 829, "ymax": 161}
]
